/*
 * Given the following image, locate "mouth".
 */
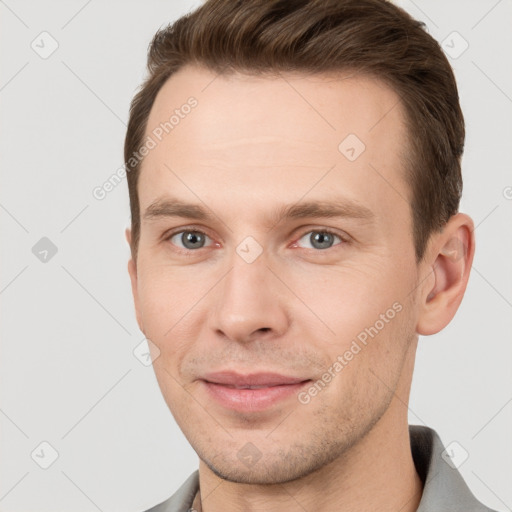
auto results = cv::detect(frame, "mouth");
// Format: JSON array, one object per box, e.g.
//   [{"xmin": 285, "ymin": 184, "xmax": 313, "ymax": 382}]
[{"xmin": 199, "ymin": 371, "xmax": 312, "ymax": 412}]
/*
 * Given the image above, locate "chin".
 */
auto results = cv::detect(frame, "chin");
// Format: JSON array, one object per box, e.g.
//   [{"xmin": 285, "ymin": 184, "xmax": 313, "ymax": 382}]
[
  {"xmin": 206, "ymin": 462, "xmax": 304, "ymax": 485},
  {"xmin": 201, "ymin": 446, "xmax": 341, "ymax": 486}
]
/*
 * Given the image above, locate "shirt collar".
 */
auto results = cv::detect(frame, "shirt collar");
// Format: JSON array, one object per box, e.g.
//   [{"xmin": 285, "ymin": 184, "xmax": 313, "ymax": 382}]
[{"xmin": 410, "ymin": 425, "xmax": 495, "ymax": 511}]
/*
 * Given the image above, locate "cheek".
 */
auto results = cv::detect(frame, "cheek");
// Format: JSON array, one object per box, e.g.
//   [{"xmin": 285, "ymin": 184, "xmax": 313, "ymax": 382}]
[
  {"xmin": 136, "ymin": 267, "xmax": 204, "ymax": 351},
  {"xmin": 138, "ymin": 259, "xmax": 198, "ymax": 306},
  {"xmin": 301, "ymin": 299, "xmax": 411, "ymax": 419},
  {"xmin": 289, "ymin": 262, "xmax": 415, "ymax": 399},
  {"xmin": 289, "ymin": 262, "xmax": 405, "ymax": 346}
]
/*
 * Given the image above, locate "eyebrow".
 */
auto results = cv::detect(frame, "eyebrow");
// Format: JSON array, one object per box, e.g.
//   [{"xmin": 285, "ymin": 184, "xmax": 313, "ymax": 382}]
[{"xmin": 142, "ymin": 196, "xmax": 375, "ymax": 228}]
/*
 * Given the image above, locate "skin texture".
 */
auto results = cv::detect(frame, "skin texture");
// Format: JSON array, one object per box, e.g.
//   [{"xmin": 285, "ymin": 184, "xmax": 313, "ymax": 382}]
[{"xmin": 126, "ymin": 65, "xmax": 475, "ymax": 512}]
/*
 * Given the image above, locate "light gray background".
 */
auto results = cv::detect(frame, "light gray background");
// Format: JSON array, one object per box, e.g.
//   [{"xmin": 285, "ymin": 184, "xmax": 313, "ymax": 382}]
[{"xmin": 0, "ymin": 1, "xmax": 511, "ymax": 511}]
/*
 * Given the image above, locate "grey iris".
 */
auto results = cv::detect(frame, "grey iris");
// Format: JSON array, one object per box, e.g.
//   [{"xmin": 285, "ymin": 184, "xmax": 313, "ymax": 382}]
[
  {"xmin": 311, "ymin": 232, "xmax": 334, "ymax": 249},
  {"xmin": 182, "ymin": 231, "xmax": 205, "ymax": 249}
]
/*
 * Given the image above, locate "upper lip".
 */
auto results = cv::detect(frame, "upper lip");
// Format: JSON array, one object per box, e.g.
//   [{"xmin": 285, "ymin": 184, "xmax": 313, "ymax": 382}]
[{"xmin": 201, "ymin": 371, "xmax": 310, "ymax": 387}]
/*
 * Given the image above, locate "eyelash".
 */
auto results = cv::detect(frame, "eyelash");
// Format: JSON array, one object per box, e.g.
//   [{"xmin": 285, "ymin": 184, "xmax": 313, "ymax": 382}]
[{"xmin": 163, "ymin": 226, "xmax": 350, "ymax": 255}]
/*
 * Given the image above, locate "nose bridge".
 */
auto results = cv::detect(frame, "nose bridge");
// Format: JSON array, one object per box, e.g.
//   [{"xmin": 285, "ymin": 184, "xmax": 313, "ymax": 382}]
[{"xmin": 220, "ymin": 245, "xmax": 272, "ymax": 314}]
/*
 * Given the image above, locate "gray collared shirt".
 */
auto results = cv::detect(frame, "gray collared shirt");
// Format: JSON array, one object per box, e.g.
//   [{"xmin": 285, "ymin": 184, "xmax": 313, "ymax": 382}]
[{"xmin": 144, "ymin": 425, "xmax": 497, "ymax": 512}]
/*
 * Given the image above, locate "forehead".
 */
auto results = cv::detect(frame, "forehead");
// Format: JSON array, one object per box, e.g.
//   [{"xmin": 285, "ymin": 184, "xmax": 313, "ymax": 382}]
[
  {"xmin": 138, "ymin": 65, "xmax": 410, "ymax": 229},
  {"xmin": 146, "ymin": 65, "xmax": 407, "ymax": 155}
]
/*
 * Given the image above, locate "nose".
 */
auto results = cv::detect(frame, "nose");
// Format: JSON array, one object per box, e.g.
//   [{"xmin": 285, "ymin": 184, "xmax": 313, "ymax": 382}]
[{"xmin": 208, "ymin": 252, "xmax": 290, "ymax": 344}]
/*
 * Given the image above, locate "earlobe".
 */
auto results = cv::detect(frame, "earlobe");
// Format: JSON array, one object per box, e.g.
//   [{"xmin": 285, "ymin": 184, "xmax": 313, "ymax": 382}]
[{"xmin": 416, "ymin": 213, "xmax": 475, "ymax": 336}]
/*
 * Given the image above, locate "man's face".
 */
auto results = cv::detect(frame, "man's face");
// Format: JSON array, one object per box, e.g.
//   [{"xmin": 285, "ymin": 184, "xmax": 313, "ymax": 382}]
[{"xmin": 128, "ymin": 65, "xmax": 424, "ymax": 484}]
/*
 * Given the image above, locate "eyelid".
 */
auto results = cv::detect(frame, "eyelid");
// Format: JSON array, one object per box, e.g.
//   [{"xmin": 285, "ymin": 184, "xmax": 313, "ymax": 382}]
[
  {"xmin": 292, "ymin": 227, "xmax": 351, "ymax": 249},
  {"xmin": 298, "ymin": 226, "xmax": 350, "ymax": 241},
  {"xmin": 163, "ymin": 226, "xmax": 216, "ymax": 253},
  {"xmin": 163, "ymin": 225, "xmax": 213, "ymax": 241}
]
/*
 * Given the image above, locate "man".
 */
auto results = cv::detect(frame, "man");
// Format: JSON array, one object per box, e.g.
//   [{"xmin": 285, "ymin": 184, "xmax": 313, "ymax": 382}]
[{"xmin": 124, "ymin": 0, "xmax": 497, "ymax": 510}]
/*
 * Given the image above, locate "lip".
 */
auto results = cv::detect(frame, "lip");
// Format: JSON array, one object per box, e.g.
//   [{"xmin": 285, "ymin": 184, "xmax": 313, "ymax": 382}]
[
  {"xmin": 200, "ymin": 371, "xmax": 311, "ymax": 412},
  {"xmin": 202, "ymin": 371, "xmax": 309, "ymax": 387}
]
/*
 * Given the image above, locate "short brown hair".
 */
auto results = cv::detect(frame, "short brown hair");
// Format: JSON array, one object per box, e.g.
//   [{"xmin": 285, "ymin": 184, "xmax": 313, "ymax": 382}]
[{"xmin": 125, "ymin": 0, "xmax": 464, "ymax": 263}]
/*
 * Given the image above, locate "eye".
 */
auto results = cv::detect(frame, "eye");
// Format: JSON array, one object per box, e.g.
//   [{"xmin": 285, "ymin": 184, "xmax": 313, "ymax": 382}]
[
  {"xmin": 168, "ymin": 230, "xmax": 214, "ymax": 251},
  {"xmin": 296, "ymin": 229, "xmax": 345, "ymax": 250}
]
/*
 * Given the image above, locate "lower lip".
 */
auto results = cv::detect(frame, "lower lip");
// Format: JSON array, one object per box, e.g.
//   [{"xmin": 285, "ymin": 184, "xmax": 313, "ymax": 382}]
[{"xmin": 202, "ymin": 380, "xmax": 311, "ymax": 412}]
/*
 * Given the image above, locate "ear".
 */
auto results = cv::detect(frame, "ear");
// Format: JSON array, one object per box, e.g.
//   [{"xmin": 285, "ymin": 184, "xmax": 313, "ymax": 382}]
[
  {"xmin": 125, "ymin": 227, "xmax": 144, "ymax": 334},
  {"xmin": 416, "ymin": 213, "xmax": 475, "ymax": 336}
]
